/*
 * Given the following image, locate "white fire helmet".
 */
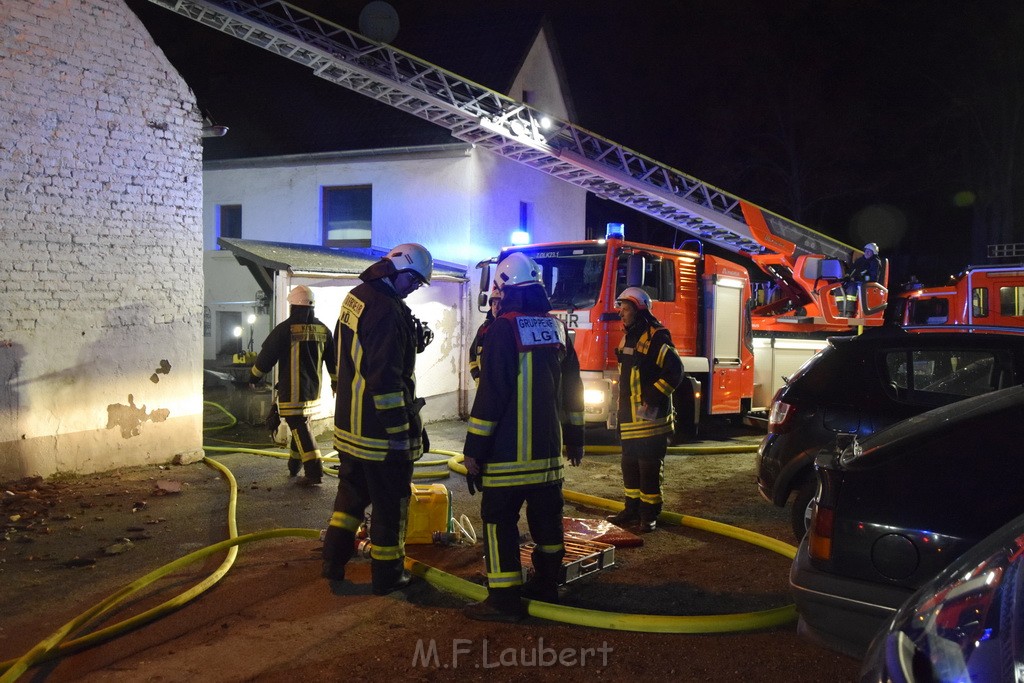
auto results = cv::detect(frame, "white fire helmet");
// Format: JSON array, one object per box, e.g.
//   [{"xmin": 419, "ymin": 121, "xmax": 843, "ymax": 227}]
[
  {"xmin": 495, "ymin": 252, "xmax": 543, "ymax": 290},
  {"xmin": 287, "ymin": 285, "xmax": 315, "ymax": 307},
  {"xmin": 616, "ymin": 287, "xmax": 652, "ymax": 311},
  {"xmin": 386, "ymin": 243, "xmax": 433, "ymax": 284},
  {"xmin": 864, "ymin": 242, "xmax": 879, "ymax": 256}
]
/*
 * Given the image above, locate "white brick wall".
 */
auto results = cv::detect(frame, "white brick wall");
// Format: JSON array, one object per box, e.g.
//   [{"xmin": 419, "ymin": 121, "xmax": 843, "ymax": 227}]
[{"xmin": 0, "ymin": 0, "xmax": 204, "ymax": 477}]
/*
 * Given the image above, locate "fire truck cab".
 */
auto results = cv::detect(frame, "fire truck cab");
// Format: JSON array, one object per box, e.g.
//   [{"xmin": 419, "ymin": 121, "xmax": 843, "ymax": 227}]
[{"xmin": 477, "ymin": 232, "xmax": 754, "ymax": 436}]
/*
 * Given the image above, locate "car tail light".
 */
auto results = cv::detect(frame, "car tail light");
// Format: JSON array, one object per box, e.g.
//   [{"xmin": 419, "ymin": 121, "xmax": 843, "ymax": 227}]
[
  {"xmin": 808, "ymin": 503, "xmax": 834, "ymax": 561},
  {"xmin": 807, "ymin": 463, "xmax": 842, "ymax": 562},
  {"xmin": 767, "ymin": 400, "xmax": 797, "ymax": 434}
]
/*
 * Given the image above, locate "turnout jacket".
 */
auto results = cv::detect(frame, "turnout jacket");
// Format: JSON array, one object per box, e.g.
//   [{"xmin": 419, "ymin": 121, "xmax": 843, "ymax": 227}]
[
  {"xmin": 468, "ymin": 315, "xmax": 494, "ymax": 386},
  {"xmin": 616, "ymin": 319, "xmax": 684, "ymax": 440},
  {"xmin": 465, "ymin": 310, "xmax": 585, "ymax": 488},
  {"xmin": 251, "ymin": 307, "xmax": 337, "ymax": 417},
  {"xmin": 334, "ymin": 277, "xmax": 424, "ymax": 462}
]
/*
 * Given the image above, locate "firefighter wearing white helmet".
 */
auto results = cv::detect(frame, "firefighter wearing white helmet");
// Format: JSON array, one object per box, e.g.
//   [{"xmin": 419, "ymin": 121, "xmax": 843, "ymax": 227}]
[
  {"xmin": 609, "ymin": 286, "xmax": 684, "ymax": 533},
  {"xmin": 385, "ymin": 242, "xmax": 433, "ymax": 287},
  {"xmin": 462, "ymin": 250, "xmax": 585, "ymax": 621},
  {"xmin": 842, "ymin": 242, "xmax": 881, "ymax": 316},
  {"xmin": 249, "ymin": 285, "xmax": 337, "ymax": 484},
  {"xmin": 323, "ymin": 242, "xmax": 434, "ymax": 595}
]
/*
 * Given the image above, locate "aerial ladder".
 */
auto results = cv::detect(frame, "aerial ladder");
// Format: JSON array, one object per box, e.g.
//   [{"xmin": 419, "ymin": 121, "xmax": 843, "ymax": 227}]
[{"xmin": 145, "ymin": 0, "xmax": 887, "ymax": 333}]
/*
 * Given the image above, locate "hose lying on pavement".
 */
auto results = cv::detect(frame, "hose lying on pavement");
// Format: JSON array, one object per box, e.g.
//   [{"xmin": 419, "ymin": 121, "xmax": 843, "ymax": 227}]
[{"xmin": 0, "ymin": 427, "xmax": 792, "ymax": 679}]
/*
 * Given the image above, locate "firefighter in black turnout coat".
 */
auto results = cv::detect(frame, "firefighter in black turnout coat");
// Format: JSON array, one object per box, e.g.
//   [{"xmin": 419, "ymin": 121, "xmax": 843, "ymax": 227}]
[
  {"xmin": 607, "ymin": 287, "xmax": 684, "ymax": 532},
  {"xmin": 321, "ymin": 243, "xmax": 433, "ymax": 596},
  {"xmin": 463, "ymin": 252, "xmax": 586, "ymax": 622},
  {"xmin": 249, "ymin": 285, "xmax": 337, "ymax": 484}
]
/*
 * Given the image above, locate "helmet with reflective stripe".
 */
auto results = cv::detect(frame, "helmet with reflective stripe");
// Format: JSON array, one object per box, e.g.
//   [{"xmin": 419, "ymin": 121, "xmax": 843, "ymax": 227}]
[
  {"xmin": 287, "ymin": 285, "xmax": 315, "ymax": 306},
  {"xmin": 495, "ymin": 252, "xmax": 543, "ymax": 290},
  {"xmin": 616, "ymin": 287, "xmax": 652, "ymax": 311},
  {"xmin": 386, "ymin": 243, "xmax": 433, "ymax": 284}
]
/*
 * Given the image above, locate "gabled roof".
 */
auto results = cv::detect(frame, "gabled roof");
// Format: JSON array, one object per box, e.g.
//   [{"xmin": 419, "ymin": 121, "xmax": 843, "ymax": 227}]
[{"xmin": 218, "ymin": 238, "xmax": 468, "ymax": 297}]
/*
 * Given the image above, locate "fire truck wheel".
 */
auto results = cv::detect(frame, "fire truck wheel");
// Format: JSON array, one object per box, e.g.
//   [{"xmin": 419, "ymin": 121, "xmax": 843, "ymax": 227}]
[{"xmin": 790, "ymin": 477, "xmax": 816, "ymax": 541}]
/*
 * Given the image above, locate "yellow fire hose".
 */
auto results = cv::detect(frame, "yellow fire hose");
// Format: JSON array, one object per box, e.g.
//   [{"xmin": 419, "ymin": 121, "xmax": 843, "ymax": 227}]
[{"xmin": 0, "ymin": 410, "xmax": 792, "ymax": 680}]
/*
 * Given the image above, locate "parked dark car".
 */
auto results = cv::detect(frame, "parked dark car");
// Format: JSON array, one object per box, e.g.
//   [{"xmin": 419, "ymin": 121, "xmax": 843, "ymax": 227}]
[
  {"xmin": 757, "ymin": 326, "xmax": 1024, "ymax": 539},
  {"xmin": 860, "ymin": 510, "xmax": 1024, "ymax": 683},
  {"xmin": 790, "ymin": 384, "xmax": 1024, "ymax": 658}
]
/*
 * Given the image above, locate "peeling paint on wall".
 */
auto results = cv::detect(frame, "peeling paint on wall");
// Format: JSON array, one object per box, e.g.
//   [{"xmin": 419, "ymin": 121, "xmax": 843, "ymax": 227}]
[
  {"xmin": 106, "ymin": 394, "xmax": 170, "ymax": 438},
  {"xmin": 150, "ymin": 359, "xmax": 172, "ymax": 384}
]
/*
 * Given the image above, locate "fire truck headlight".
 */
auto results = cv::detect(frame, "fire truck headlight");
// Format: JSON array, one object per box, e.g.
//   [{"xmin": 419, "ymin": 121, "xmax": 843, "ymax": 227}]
[{"xmin": 584, "ymin": 388, "xmax": 606, "ymax": 407}]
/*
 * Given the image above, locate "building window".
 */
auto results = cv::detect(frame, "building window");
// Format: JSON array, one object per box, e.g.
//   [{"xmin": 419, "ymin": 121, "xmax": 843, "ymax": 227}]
[
  {"xmin": 323, "ymin": 185, "xmax": 372, "ymax": 247},
  {"xmin": 216, "ymin": 204, "xmax": 242, "ymax": 247}
]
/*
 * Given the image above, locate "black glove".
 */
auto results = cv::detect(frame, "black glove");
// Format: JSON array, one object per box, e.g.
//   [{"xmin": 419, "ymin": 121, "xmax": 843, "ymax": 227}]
[
  {"xmin": 466, "ymin": 472, "xmax": 483, "ymax": 495},
  {"xmin": 248, "ymin": 372, "xmax": 261, "ymax": 386},
  {"xmin": 421, "ymin": 428, "xmax": 430, "ymax": 454},
  {"xmin": 264, "ymin": 403, "xmax": 280, "ymax": 433}
]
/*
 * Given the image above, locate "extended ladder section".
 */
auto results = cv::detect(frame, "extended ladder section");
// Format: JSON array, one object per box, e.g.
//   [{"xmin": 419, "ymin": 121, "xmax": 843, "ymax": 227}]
[{"xmin": 145, "ymin": 0, "xmax": 854, "ymax": 262}]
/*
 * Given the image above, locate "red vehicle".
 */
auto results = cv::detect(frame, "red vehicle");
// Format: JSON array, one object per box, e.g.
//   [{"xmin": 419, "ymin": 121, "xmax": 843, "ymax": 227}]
[
  {"xmin": 889, "ymin": 264, "xmax": 1024, "ymax": 329},
  {"xmin": 478, "ymin": 214, "xmax": 890, "ymax": 434}
]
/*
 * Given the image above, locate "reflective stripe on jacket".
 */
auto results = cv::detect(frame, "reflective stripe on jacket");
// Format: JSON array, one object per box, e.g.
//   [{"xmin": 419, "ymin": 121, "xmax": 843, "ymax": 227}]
[
  {"xmin": 465, "ymin": 311, "xmax": 585, "ymax": 488},
  {"xmin": 616, "ymin": 322, "xmax": 684, "ymax": 440},
  {"xmin": 333, "ymin": 278, "xmax": 423, "ymax": 462}
]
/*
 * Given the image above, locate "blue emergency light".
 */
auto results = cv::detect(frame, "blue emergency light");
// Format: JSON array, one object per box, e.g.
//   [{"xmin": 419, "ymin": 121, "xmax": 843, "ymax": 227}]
[{"xmin": 606, "ymin": 222, "xmax": 625, "ymax": 239}]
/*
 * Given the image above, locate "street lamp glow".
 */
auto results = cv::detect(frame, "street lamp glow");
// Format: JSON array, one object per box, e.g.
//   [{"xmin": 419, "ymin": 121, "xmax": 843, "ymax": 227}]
[
  {"xmin": 232, "ymin": 326, "xmax": 243, "ymax": 338},
  {"xmin": 247, "ymin": 313, "xmax": 257, "ymax": 324}
]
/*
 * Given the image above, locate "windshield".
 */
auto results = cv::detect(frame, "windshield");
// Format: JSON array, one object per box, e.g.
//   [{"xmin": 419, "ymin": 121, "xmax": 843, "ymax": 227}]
[{"xmin": 513, "ymin": 246, "xmax": 608, "ymax": 310}]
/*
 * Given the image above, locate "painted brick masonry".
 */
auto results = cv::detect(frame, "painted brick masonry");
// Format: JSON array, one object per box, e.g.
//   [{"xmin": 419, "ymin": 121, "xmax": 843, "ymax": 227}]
[{"xmin": 0, "ymin": 0, "xmax": 205, "ymax": 477}]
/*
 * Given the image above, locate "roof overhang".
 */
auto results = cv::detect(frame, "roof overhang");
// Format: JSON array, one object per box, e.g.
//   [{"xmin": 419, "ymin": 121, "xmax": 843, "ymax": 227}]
[{"xmin": 218, "ymin": 238, "xmax": 468, "ymax": 298}]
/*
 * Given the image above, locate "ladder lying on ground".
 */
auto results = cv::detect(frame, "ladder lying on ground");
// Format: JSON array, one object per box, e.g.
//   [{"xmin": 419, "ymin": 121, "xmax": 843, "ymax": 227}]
[{"xmin": 145, "ymin": 0, "xmax": 854, "ymax": 262}]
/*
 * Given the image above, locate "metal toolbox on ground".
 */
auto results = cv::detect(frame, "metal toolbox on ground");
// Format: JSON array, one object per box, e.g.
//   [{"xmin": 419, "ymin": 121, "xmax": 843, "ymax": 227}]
[{"xmin": 520, "ymin": 537, "xmax": 616, "ymax": 585}]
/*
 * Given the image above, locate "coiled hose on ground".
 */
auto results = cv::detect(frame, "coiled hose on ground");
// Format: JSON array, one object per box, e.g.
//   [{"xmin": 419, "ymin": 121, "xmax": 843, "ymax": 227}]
[{"xmin": 0, "ymin": 404, "xmax": 792, "ymax": 681}]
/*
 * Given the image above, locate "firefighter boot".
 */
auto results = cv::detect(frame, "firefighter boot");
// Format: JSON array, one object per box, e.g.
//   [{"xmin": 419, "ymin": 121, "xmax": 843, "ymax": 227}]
[
  {"xmin": 637, "ymin": 502, "xmax": 661, "ymax": 533},
  {"xmin": 606, "ymin": 497, "xmax": 640, "ymax": 527},
  {"xmin": 320, "ymin": 526, "xmax": 348, "ymax": 582},
  {"xmin": 522, "ymin": 552, "xmax": 562, "ymax": 603},
  {"xmin": 287, "ymin": 456, "xmax": 302, "ymax": 477},
  {"xmin": 371, "ymin": 558, "xmax": 412, "ymax": 595},
  {"xmin": 464, "ymin": 586, "xmax": 527, "ymax": 623},
  {"xmin": 296, "ymin": 457, "xmax": 323, "ymax": 486}
]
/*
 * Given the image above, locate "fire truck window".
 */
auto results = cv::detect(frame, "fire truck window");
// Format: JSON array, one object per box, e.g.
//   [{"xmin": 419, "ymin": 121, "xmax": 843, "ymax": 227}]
[
  {"xmin": 999, "ymin": 286, "xmax": 1024, "ymax": 317},
  {"xmin": 972, "ymin": 287, "xmax": 989, "ymax": 318},
  {"xmin": 910, "ymin": 298, "xmax": 948, "ymax": 325},
  {"xmin": 540, "ymin": 253, "xmax": 603, "ymax": 309}
]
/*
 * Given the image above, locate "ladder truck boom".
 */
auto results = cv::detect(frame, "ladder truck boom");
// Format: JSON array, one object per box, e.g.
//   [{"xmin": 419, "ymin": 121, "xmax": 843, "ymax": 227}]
[{"xmin": 146, "ymin": 0, "xmax": 853, "ymax": 262}]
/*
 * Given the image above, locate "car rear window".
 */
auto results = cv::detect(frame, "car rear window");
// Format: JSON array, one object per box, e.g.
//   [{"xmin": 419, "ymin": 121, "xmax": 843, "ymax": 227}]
[{"xmin": 883, "ymin": 349, "xmax": 1014, "ymax": 403}]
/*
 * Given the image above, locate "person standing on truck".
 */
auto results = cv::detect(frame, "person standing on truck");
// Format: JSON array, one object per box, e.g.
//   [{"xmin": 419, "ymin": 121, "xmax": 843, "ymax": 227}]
[
  {"xmin": 248, "ymin": 285, "xmax": 337, "ymax": 485},
  {"xmin": 462, "ymin": 252, "xmax": 586, "ymax": 621},
  {"xmin": 841, "ymin": 243, "xmax": 881, "ymax": 316},
  {"xmin": 606, "ymin": 287, "xmax": 684, "ymax": 533},
  {"xmin": 468, "ymin": 284, "xmax": 501, "ymax": 386},
  {"xmin": 321, "ymin": 243, "xmax": 433, "ymax": 596}
]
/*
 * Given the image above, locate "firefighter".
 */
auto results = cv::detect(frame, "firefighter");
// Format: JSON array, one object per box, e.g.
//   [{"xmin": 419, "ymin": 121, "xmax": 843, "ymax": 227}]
[
  {"xmin": 249, "ymin": 285, "xmax": 337, "ymax": 485},
  {"xmin": 321, "ymin": 243, "xmax": 433, "ymax": 595},
  {"xmin": 463, "ymin": 252, "xmax": 586, "ymax": 622},
  {"xmin": 607, "ymin": 287, "xmax": 684, "ymax": 533},
  {"xmin": 468, "ymin": 285, "xmax": 501, "ymax": 386},
  {"xmin": 841, "ymin": 243, "xmax": 881, "ymax": 316}
]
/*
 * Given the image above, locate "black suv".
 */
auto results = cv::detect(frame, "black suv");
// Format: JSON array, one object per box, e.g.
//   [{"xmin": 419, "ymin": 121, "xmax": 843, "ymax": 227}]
[{"xmin": 756, "ymin": 325, "xmax": 1024, "ymax": 539}]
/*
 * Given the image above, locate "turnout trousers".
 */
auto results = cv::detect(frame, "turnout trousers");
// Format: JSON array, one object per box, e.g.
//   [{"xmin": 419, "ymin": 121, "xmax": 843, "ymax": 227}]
[
  {"xmin": 480, "ymin": 483, "xmax": 566, "ymax": 600},
  {"xmin": 620, "ymin": 433, "xmax": 667, "ymax": 521},
  {"xmin": 322, "ymin": 453, "xmax": 413, "ymax": 569}
]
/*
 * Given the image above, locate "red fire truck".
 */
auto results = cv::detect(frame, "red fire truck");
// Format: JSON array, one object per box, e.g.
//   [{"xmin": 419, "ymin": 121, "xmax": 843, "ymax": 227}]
[
  {"xmin": 888, "ymin": 264, "xmax": 1024, "ymax": 329},
  {"xmin": 478, "ymin": 210, "xmax": 890, "ymax": 436}
]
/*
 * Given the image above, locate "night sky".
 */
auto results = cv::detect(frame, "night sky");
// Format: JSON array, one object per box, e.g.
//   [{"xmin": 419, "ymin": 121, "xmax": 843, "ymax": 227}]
[{"xmin": 129, "ymin": 0, "xmax": 1024, "ymax": 287}]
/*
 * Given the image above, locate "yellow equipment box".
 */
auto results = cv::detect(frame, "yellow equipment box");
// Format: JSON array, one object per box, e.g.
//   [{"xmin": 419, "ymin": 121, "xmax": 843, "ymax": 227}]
[{"xmin": 405, "ymin": 483, "xmax": 452, "ymax": 545}]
